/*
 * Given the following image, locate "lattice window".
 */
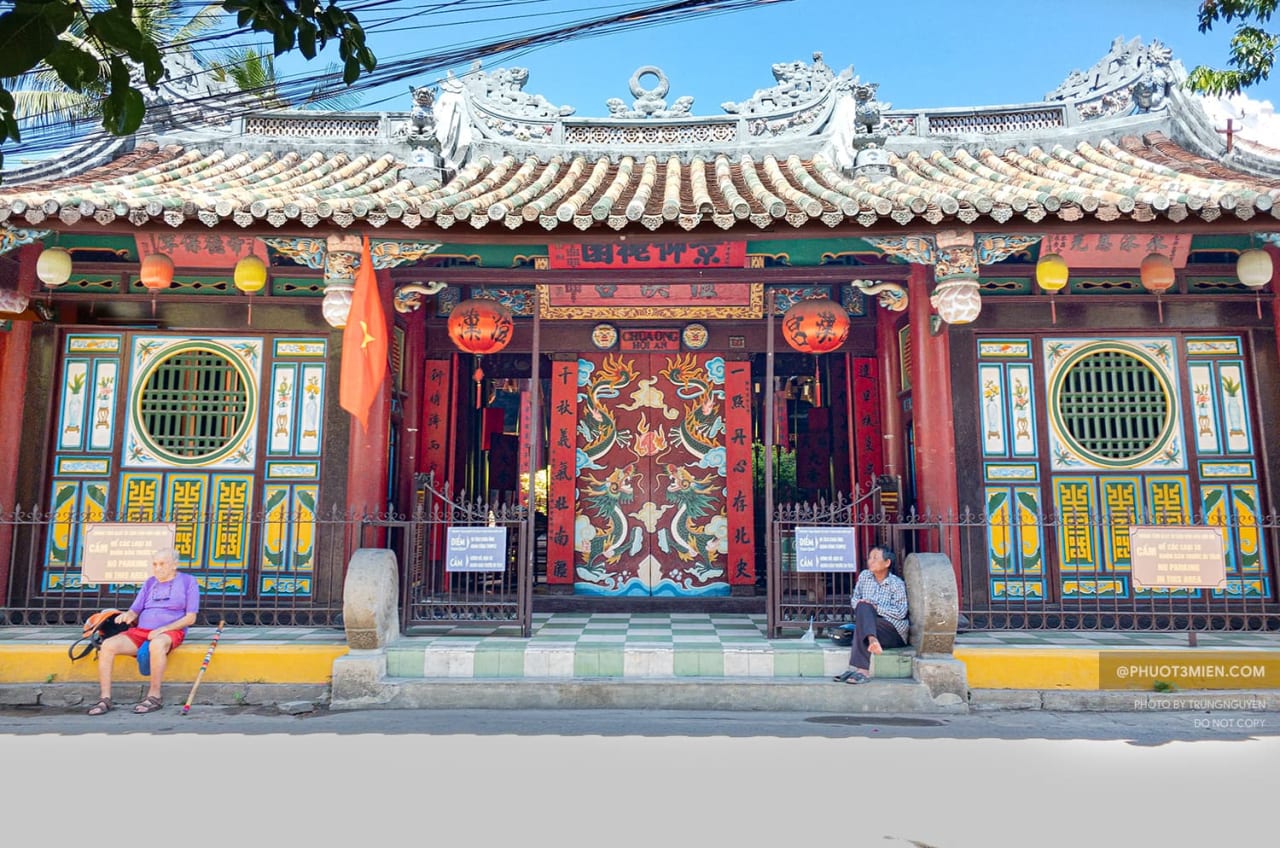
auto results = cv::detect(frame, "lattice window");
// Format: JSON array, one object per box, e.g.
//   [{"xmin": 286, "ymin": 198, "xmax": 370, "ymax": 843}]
[
  {"xmin": 1055, "ymin": 350, "xmax": 1170, "ymax": 461},
  {"xmin": 137, "ymin": 348, "xmax": 250, "ymax": 461}
]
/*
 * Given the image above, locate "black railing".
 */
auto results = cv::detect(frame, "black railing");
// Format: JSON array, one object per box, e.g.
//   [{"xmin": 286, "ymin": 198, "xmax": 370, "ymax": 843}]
[
  {"xmin": 767, "ymin": 498, "xmax": 1280, "ymax": 635},
  {"xmin": 397, "ymin": 475, "xmax": 532, "ymax": 636},
  {"xmin": 951, "ymin": 509, "xmax": 1280, "ymax": 632},
  {"xmin": 0, "ymin": 505, "xmax": 355, "ymax": 627}
]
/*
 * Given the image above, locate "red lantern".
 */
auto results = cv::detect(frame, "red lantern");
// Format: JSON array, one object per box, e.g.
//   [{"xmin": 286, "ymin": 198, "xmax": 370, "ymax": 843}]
[
  {"xmin": 140, "ymin": 253, "xmax": 175, "ymax": 291},
  {"xmin": 780, "ymin": 297, "xmax": 849, "ymax": 409},
  {"xmin": 1139, "ymin": 253, "xmax": 1175, "ymax": 293},
  {"xmin": 448, "ymin": 298, "xmax": 515, "ymax": 407},
  {"xmin": 448, "ymin": 298, "xmax": 514, "ymax": 355},
  {"xmin": 1139, "ymin": 253, "xmax": 1176, "ymax": 323},
  {"xmin": 780, "ymin": 298, "xmax": 849, "ymax": 354}
]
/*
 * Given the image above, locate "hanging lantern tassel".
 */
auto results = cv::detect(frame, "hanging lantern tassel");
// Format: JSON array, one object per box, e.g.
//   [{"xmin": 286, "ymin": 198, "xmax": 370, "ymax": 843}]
[
  {"xmin": 233, "ymin": 255, "xmax": 268, "ymax": 327},
  {"xmin": 139, "ymin": 253, "xmax": 175, "ymax": 320},
  {"xmin": 1035, "ymin": 253, "xmax": 1069, "ymax": 326},
  {"xmin": 812, "ymin": 355, "xmax": 822, "ymax": 409},
  {"xmin": 1139, "ymin": 253, "xmax": 1175, "ymax": 325},
  {"xmin": 474, "ymin": 359, "xmax": 485, "ymax": 409},
  {"xmin": 1236, "ymin": 247, "xmax": 1272, "ymax": 319}
]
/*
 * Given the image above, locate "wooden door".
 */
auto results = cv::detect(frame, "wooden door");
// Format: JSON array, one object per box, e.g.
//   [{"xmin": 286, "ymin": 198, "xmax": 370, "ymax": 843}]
[{"xmin": 574, "ymin": 352, "xmax": 731, "ymax": 596}]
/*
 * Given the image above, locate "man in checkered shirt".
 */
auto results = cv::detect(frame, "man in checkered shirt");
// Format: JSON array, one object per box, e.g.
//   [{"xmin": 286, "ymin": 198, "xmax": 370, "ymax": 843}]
[{"xmin": 834, "ymin": 545, "xmax": 909, "ymax": 684}]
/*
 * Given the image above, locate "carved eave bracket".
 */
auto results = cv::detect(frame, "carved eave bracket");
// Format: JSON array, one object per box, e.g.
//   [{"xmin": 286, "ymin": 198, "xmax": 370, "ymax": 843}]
[
  {"xmin": 849, "ymin": 279, "xmax": 907, "ymax": 312},
  {"xmin": 259, "ymin": 235, "xmax": 443, "ymax": 328},
  {"xmin": 0, "ymin": 226, "xmax": 53, "ymax": 257},
  {"xmin": 864, "ymin": 231, "xmax": 1042, "ymax": 324},
  {"xmin": 394, "ymin": 281, "xmax": 447, "ymax": 313}
]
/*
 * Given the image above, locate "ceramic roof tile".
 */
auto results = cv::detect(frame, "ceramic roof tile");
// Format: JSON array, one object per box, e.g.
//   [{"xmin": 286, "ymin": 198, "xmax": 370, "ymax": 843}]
[{"xmin": 2, "ymin": 134, "xmax": 1277, "ymax": 232}]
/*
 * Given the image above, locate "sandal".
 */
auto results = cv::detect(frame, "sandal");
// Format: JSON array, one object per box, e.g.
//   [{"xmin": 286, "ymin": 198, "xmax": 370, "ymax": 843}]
[
  {"xmin": 133, "ymin": 695, "xmax": 163, "ymax": 714},
  {"xmin": 833, "ymin": 670, "xmax": 855, "ymax": 682},
  {"xmin": 87, "ymin": 697, "xmax": 112, "ymax": 716},
  {"xmin": 845, "ymin": 670, "xmax": 871, "ymax": 685}
]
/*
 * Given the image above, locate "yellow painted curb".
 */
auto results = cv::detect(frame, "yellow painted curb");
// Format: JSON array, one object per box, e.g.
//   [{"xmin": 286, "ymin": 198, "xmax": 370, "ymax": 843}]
[
  {"xmin": 0, "ymin": 644, "xmax": 347, "ymax": 685},
  {"xmin": 955, "ymin": 648, "xmax": 1101, "ymax": 690}
]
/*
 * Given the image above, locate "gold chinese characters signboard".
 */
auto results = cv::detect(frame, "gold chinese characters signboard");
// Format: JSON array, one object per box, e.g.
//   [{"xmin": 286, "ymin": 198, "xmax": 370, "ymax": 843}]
[
  {"xmin": 538, "ymin": 283, "xmax": 763, "ymax": 319},
  {"xmin": 1128, "ymin": 525, "xmax": 1227, "ymax": 590}
]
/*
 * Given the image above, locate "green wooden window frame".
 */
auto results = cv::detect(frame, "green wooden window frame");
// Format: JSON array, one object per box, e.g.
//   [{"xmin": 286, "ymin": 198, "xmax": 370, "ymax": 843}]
[
  {"xmin": 1056, "ymin": 349, "xmax": 1169, "ymax": 461},
  {"xmin": 137, "ymin": 348, "xmax": 250, "ymax": 461}
]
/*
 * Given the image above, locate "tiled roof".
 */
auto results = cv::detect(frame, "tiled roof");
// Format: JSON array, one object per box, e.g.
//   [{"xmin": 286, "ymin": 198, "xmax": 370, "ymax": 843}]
[{"xmin": 0, "ymin": 133, "xmax": 1275, "ymax": 233}]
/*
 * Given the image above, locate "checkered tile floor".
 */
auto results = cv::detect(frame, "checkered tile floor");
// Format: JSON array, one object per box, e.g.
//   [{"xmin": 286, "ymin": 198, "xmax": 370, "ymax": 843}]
[{"xmin": 3, "ymin": 614, "xmax": 1279, "ymax": 648}]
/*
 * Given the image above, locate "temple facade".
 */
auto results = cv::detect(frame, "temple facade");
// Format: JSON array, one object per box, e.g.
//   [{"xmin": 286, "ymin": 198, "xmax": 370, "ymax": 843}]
[{"xmin": 1, "ymin": 37, "xmax": 1278, "ymax": 629}]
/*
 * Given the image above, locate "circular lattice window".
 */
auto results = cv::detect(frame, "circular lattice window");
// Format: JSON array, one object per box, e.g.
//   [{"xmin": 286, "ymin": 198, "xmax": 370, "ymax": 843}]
[
  {"xmin": 133, "ymin": 343, "xmax": 255, "ymax": 465},
  {"xmin": 1050, "ymin": 345, "xmax": 1174, "ymax": 468}
]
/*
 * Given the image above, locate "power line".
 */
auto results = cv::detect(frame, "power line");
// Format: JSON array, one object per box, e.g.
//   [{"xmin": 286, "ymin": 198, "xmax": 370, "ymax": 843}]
[{"xmin": 5, "ymin": 0, "xmax": 789, "ymax": 160}]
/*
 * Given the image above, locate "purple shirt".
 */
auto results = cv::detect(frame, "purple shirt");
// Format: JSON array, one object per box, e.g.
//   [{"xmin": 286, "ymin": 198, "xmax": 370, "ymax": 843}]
[{"xmin": 130, "ymin": 572, "xmax": 200, "ymax": 631}]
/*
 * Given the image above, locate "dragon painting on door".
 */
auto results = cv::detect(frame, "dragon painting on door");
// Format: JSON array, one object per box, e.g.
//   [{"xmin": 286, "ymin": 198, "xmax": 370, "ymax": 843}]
[{"xmin": 574, "ymin": 351, "xmax": 732, "ymax": 596}]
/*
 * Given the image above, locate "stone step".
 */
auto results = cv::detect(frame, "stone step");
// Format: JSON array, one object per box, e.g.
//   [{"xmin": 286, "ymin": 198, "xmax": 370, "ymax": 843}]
[
  {"xmin": 329, "ymin": 673, "xmax": 965, "ymax": 713},
  {"xmin": 383, "ymin": 639, "xmax": 916, "ymax": 680}
]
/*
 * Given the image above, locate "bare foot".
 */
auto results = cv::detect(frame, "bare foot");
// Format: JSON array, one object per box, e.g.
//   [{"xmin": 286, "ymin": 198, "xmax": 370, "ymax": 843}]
[{"xmin": 867, "ymin": 636, "xmax": 883, "ymax": 655}]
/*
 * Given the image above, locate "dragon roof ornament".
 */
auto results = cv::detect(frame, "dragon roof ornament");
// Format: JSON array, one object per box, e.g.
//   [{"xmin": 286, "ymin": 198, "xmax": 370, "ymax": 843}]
[
  {"xmin": 452, "ymin": 61, "xmax": 577, "ymax": 120},
  {"xmin": 1044, "ymin": 36, "xmax": 1180, "ymax": 120},
  {"xmin": 720, "ymin": 51, "xmax": 855, "ymax": 115}
]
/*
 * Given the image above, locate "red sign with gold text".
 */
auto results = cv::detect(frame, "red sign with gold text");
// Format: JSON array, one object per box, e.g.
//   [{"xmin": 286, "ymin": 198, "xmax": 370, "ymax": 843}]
[
  {"xmin": 548, "ymin": 241, "xmax": 746, "ymax": 269},
  {"xmin": 1041, "ymin": 233, "xmax": 1192, "ymax": 269},
  {"xmin": 546, "ymin": 282, "xmax": 755, "ymax": 308}
]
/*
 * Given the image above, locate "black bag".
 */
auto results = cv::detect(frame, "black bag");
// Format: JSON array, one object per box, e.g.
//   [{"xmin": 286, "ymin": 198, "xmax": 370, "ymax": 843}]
[
  {"xmin": 830, "ymin": 623, "xmax": 855, "ymax": 647},
  {"xmin": 68, "ymin": 608, "xmax": 130, "ymax": 661}
]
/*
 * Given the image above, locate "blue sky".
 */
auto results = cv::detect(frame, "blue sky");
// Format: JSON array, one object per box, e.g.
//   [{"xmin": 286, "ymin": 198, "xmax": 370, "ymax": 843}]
[{"xmin": 292, "ymin": 0, "xmax": 1279, "ymax": 136}]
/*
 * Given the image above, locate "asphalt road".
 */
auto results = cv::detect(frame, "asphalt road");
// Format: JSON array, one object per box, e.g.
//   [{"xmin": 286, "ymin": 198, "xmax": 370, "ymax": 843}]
[{"xmin": 4, "ymin": 706, "xmax": 1276, "ymax": 848}]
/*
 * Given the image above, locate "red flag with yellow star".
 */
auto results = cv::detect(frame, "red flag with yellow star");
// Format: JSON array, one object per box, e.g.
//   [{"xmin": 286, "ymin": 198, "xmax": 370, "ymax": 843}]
[{"xmin": 339, "ymin": 236, "xmax": 387, "ymax": 432}]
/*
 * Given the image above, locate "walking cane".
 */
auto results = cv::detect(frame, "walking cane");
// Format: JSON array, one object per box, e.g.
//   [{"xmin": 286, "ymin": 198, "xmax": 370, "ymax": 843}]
[{"xmin": 182, "ymin": 620, "xmax": 226, "ymax": 716}]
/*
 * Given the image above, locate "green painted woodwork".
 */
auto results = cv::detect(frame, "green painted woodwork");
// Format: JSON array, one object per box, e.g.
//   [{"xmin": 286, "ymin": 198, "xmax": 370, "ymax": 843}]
[
  {"xmin": 1056, "ymin": 349, "xmax": 1169, "ymax": 461},
  {"xmin": 271, "ymin": 276, "xmax": 324, "ymax": 297},
  {"xmin": 136, "ymin": 347, "xmax": 251, "ymax": 461},
  {"xmin": 54, "ymin": 233, "xmax": 138, "ymax": 262},
  {"xmin": 747, "ymin": 238, "xmax": 880, "ymax": 266},
  {"xmin": 979, "ymin": 277, "xmax": 1034, "ymax": 295}
]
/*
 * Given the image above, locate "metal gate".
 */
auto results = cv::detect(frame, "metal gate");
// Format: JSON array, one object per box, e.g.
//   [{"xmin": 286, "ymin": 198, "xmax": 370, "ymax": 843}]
[
  {"xmin": 766, "ymin": 482, "xmax": 946, "ymax": 637},
  {"xmin": 401, "ymin": 474, "xmax": 532, "ymax": 636}
]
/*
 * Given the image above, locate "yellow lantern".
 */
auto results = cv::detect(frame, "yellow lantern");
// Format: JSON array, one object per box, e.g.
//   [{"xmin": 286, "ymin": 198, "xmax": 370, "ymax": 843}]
[
  {"xmin": 1035, "ymin": 252, "xmax": 1068, "ymax": 324},
  {"xmin": 1236, "ymin": 248, "xmax": 1273, "ymax": 288},
  {"xmin": 234, "ymin": 255, "xmax": 268, "ymax": 293},
  {"xmin": 36, "ymin": 247, "xmax": 72, "ymax": 287},
  {"xmin": 1035, "ymin": 253, "xmax": 1069, "ymax": 292}
]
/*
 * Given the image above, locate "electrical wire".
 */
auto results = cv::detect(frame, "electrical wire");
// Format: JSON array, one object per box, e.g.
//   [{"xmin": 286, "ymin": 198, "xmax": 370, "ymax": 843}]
[{"xmin": 4, "ymin": 0, "xmax": 790, "ymax": 161}]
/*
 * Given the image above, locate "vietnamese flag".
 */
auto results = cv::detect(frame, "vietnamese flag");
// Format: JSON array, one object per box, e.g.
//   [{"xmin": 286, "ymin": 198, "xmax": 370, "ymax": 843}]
[{"xmin": 339, "ymin": 236, "xmax": 388, "ymax": 432}]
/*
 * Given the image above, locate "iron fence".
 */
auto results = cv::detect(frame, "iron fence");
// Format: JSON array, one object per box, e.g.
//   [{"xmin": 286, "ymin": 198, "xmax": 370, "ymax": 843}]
[
  {"xmin": 768, "ymin": 501, "xmax": 1280, "ymax": 636},
  {"xmin": 397, "ymin": 474, "xmax": 532, "ymax": 636},
  {"xmin": 767, "ymin": 495, "xmax": 943, "ymax": 638},
  {"xmin": 950, "ymin": 508, "xmax": 1280, "ymax": 632},
  {"xmin": 0, "ymin": 504, "xmax": 359, "ymax": 627}
]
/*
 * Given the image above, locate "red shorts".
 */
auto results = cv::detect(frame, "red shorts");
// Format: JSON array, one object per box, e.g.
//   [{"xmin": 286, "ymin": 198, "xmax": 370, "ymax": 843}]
[{"xmin": 125, "ymin": 627, "xmax": 186, "ymax": 651}]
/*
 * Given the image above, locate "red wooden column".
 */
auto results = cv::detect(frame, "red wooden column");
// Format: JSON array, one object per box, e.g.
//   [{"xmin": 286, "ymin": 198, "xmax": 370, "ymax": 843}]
[
  {"xmin": 397, "ymin": 310, "xmax": 426, "ymax": 515},
  {"xmin": 724, "ymin": 357, "xmax": 755, "ymax": 590},
  {"xmin": 545, "ymin": 355, "xmax": 579, "ymax": 589},
  {"xmin": 344, "ymin": 267, "xmax": 393, "ymax": 548},
  {"xmin": 418, "ymin": 357, "xmax": 454, "ymax": 485},
  {"xmin": 906, "ymin": 263, "xmax": 962, "ymax": 586},
  {"xmin": 1268, "ymin": 245, "xmax": 1280, "ymax": 371},
  {"xmin": 0, "ymin": 243, "xmax": 38, "ymax": 605},
  {"xmin": 876, "ymin": 301, "xmax": 905, "ymax": 486}
]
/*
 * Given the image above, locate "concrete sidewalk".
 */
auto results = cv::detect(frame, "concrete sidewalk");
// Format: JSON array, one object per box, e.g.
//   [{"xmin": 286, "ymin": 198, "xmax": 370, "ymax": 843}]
[{"xmin": 2, "ymin": 615, "xmax": 1279, "ymax": 713}]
